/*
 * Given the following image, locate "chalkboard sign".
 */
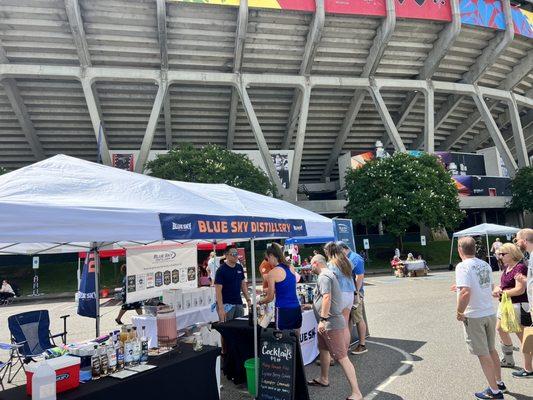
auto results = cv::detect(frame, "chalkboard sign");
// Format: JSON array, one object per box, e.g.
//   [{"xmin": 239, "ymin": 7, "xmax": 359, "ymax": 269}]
[{"xmin": 258, "ymin": 329, "xmax": 309, "ymax": 400}]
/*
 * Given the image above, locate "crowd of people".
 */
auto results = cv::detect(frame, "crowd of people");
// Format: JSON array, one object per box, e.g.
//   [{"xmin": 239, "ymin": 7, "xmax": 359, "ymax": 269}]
[
  {"xmin": 211, "ymin": 240, "xmax": 367, "ymax": 400},
  {"xmin": 454, "ymin": 228, "xmax": 533, "ymax": 400}
]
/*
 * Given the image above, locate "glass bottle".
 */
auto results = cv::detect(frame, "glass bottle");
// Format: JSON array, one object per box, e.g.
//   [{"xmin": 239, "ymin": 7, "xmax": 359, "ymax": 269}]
[
  {"xmin": 132, "ymin": 327, "xmax": 141, "ymax": 366},
  {"xmin": 140, "ymin": 326, "xmax": 149, "ymax": 364},
  {"xmin": 124, "ymin": 328, "xmax": 133, "ymax": 367},
  {"xmin": 107, "ymin": 334, "xmax": 117, "ymax": 373},
  {"xmin": 116, "ymin": 335, "xmax": 125, "ymax": 371},
  {"xmin": 91, "ymin": 345, "xmax": 101, "ymax": 380}
]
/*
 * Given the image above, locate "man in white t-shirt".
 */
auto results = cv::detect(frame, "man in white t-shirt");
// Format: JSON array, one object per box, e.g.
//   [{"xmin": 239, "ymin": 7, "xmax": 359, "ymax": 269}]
[{"xmin": 455, "ymin": 236, "xmax": 505, "ymax": 399}]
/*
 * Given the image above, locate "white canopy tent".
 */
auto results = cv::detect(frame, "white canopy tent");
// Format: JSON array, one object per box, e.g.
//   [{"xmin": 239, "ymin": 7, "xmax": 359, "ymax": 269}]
[
  {"xmin": 449, "ymin": 223, "xmax": 521, "ymax": 267},
  {"xmin": 0, "ymin": 155, "xmax": 334, "ymax": 382}
]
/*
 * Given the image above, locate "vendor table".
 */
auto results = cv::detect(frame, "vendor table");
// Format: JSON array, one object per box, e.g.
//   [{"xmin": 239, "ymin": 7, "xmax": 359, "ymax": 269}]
[
  {"xmin": 404, "ymin": 260, "xmax": 426, "ymax": 271},
  {"xmin": 132, "ymin": 305, "xmax": 219, "ymax": 348},
  {"xmin": 0, "ymin": 344, "xmax": 220, "ymax": 400}
]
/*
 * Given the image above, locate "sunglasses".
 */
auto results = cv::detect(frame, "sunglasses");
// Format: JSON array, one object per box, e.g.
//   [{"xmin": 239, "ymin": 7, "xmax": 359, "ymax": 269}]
[{"xmin": 228, "ymin": 251, "xmax": 238, "ymax": 256}]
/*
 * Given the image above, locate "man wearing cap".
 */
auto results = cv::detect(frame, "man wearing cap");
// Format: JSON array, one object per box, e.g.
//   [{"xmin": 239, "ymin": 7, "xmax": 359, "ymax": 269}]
[
  {"xmin": 215, "ymin": 246, "xmax": 251, "ymax": 322},
  {"xmin": 337, "ymin": 241, "xmax": 368, "ymax": 355}
]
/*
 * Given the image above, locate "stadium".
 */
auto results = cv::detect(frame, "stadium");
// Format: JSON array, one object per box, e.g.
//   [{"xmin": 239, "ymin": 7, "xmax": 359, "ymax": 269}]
[{"xmin": 0, "ymin": 0, "xmax": 532, "ymax": 223}]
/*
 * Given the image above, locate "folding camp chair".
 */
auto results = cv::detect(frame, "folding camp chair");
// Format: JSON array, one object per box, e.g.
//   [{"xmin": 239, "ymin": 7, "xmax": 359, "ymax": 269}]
[
  {"xmin": 6, "ymin": 310, "xmax": 69, "ymax": 382},
  {"xmin": 0, "ymin": 359, "xmax": 8, "ymax": 390}
]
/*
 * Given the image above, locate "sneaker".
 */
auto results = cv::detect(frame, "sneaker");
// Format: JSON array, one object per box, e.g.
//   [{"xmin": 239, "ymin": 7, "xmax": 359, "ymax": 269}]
[
  {"xmin": 497, "ymin": 382, "xmax": 507, "ymax": 393},
  {"xmin": 500, "ymin": 358, "xmax": 515, "ymax": 368},
  {"xmin": 474, "ymin": 387, "xmax": 504, "ymax": 399},
  {"xmin": 511, "ymin": 369, "xmax": 533, "ymax": 379},
  {"xmin": 350, "ymin": 344, "xmax": 368, "ymax": 355}
]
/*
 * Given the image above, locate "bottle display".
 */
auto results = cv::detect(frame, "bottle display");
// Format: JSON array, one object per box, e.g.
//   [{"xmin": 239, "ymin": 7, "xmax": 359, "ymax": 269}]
[
  {"xmin": 132, "ymin": 327, "xmax": 141, "ymax": 366},
  {"xmin": 107, "ymin": 334, "xmax": 117, "ymax": 373},
  {"xmin": 116, "ymin": 338, "xmax": 125, "ymax": 371}
]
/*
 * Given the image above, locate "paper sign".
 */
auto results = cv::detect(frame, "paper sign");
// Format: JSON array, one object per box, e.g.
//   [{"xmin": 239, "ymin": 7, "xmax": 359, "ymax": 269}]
[
  {"xmin": 363, "ymin": 239, "xmax": 370, "ymax": 250},
  {"xmin": 32, "ymin": 257, "xmax": 39, "ymax": 269},
  {"xmin": 421, "ymin": 236, "xmax": 427, "ymax": 246}
]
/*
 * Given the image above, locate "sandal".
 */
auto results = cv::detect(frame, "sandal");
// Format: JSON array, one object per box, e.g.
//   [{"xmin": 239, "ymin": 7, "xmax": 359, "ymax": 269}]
[{"xmin": 307, "ymin": 378, "xmax": 329, "ymax": 387}]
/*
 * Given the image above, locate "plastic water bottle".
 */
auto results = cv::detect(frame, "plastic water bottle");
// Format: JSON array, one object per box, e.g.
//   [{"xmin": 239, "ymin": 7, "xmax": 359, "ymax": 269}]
[{"xmin": 32, "ymin": 362, "xmax": 56, "ymax": 400}]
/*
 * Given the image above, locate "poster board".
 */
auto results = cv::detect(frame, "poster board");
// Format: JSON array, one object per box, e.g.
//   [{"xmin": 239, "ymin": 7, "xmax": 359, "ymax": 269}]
[
  {"xmin": 126, "ymin": 244, "xmax": 197, "ymax": 303},
  {"xmin": 333, "ymin": 218, "xmax": 356, "ymax": 252}
]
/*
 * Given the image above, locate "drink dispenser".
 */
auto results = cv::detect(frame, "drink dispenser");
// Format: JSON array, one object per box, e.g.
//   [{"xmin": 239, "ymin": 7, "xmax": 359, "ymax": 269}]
[{"xmin": 157, "ymin": 306, "xmax": 177, "ymax": 348}]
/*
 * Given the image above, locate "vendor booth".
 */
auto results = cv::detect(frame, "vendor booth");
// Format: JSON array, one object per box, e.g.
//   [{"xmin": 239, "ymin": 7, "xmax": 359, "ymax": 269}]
[
  {"xmin": 0, "ymin": 155, "xmax": 333, "ymax": 399},
  {"xmin": 449, "ymin": 223, "xmax": 520, "ymax": 269}
]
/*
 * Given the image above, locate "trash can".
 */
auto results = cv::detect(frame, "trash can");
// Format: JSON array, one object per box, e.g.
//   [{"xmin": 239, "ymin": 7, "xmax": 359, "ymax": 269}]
[{"xmin": 244, "ymin": 358, "xmax": 257, "ymax": 397}]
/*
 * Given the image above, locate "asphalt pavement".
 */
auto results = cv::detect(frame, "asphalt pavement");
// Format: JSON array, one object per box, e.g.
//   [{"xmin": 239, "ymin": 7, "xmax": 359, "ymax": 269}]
[{"xmin": 1, "ymin": 270, "xmax": 531, "ymax": 399}]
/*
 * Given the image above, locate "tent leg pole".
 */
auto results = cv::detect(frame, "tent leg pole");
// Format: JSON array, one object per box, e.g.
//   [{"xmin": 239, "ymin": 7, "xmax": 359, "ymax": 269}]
[
  {"xmin": 449, "ymin": 237, "xmax": 454, "ymax": 268},
  {"xmin": 485, "ymin": 234, "xmax": 490, "ymax": 265},
  {"xmin": 251, "ymin": 238, "xmax": 258, "ymax": 397},
  {"xmin": 92, "ymin": 242, "xmax": 101, "ymax": 338}
]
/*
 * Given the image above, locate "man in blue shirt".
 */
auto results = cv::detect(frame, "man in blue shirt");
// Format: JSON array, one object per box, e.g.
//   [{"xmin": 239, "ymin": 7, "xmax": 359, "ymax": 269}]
[
  {"xmin": 215, "ymin": 246, "xmax": 251, "ymax": 322},
  {"xmin": 337, "ymin": 241, "xmax": 368, "ymax": 355}
]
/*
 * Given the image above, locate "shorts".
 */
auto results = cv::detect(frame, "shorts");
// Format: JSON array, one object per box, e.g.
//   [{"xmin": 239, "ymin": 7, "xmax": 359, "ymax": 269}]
[
  {"xmin": 225, "ymin": 304, "xmax": 244, "ymax": 321},
  {"xmin": 317, "ymin": 328, "xmax": 348, "ymax": 361},
  {"xmin": 496, "ymin": 302, "xmax": 530, "ymax": 322},
  {"xmin": 275, "ymin": 307, "xmax": 302, "ymax": 330},
  {"xmin": 351, "ymin": 298, "xmax": 365, "ymax": 324},
  {"xmin": 341, "ymin": 292, "xmax": 355, "ymax": 310},
  {"xmin": 462, "ymin": 315, "xmax": 497, "ymax": 356}
]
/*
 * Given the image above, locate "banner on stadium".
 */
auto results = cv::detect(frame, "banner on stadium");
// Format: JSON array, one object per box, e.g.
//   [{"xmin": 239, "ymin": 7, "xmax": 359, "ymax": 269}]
[{"xmin": 126, "ymin": 244, "xmax": 197, "ymax": 303}]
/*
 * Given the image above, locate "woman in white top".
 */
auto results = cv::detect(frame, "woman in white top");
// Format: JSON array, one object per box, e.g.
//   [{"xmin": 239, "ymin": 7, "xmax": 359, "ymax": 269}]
[{"xmin": 0, "ymin": 279, "xmax": 15, "ymax": 301}]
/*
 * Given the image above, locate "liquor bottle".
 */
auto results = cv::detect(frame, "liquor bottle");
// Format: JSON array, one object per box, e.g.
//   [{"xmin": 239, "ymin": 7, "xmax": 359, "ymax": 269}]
[
  {"xmin": 107, "ymin": 334, "xmax": 117, "ymax": 373},
  {"xmin": 91, "ymin": 345, "xmax": 101, "ymax": 380},
  {"xmin": 124, "ymin": 328, "xmax": 133, "ymax": 367},
  {"xmin": 116, "ymin": 337, "xmax": 125, "ymax": 371},
  {"xmin": 140, "ymin": 326, "xmax": 149, "ymax": 365},
  {"xmin": 132, "ymin": 327, "xmax": 141, "ymax": 366},
  {"xmin": 99, "ymin": 344, "xmax": 109, "ymax": 377}
]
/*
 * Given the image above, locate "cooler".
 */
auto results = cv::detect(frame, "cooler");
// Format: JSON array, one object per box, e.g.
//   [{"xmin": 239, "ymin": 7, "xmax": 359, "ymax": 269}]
[{"xmin": 26, "ymin": 356, "xmax": 81, "ymax": 395}]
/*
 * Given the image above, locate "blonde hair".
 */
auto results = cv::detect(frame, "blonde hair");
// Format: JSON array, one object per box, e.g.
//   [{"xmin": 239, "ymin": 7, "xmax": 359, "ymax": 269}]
[
  {"xmin": 517, "ymin": 228, "xmax": 533, "ymax": 243},
  {"xmin": 499, "ymin": 242, "xmax": 524, "ymax": 263}
]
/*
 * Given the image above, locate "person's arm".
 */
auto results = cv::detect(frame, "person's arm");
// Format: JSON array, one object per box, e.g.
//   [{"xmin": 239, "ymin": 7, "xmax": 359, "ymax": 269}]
[
  {"xmin": 320, "ymin": 293, "xmax": 331, "ymax": 319},
  {"xmin": 215, "ymin": 284, "xmax": 226, "ymax": 322},
  {"xmin": 503, "ymin": 278, "xmax": 526, "ymax": 297},
  {"xmin": 240, "ymin": 269, "xmax": 251, "ymax": 306},
  {"xmin": 260, "ymin": 271, "xmax": 277, "ymax": 304},
  {"xmin": 355, "ymin": 274, "xmax": 364, "ymax": 293},
  {"xmin": 456, "ymin": 287, "xmax": 471, "ymax": 321}
]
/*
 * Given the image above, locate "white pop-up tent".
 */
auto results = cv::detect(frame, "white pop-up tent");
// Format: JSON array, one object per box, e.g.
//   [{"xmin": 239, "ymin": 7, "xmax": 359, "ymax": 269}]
[
  {"xmin": 449, "ymin": 223, "xmax": 521, "ymax": 267},
  {"xmin": 0, "ymin": 154, "xmax": 333, "ymax": 381}
]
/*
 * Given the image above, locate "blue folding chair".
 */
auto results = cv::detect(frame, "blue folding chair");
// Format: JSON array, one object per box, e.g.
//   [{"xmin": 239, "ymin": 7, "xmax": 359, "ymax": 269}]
[
  {"xmin": 6, "ymin": 310, "xmax": 69, "ymax": 382},
  {"xmin": 0, "ymin": 359, "xmax": 8, "ymax": 390}
]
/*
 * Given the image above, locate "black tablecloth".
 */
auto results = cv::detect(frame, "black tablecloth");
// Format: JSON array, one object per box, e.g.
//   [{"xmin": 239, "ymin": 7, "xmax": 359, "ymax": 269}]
[
  {"xmin": 212, "ymin": 319, "xmax": 261, "ymax": 385},
  {"xmin": 0, "ymin": 344, "xmax": 220, "ymax": 400}
]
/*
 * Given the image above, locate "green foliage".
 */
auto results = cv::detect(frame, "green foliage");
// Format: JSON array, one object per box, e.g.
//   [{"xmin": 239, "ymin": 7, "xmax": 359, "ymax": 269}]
[
  {"xmin": 0, "ymin": 166, "xmax": 7, "ymax": 175},
  {"xmin": 146, "ymin": 143, "xmax": 276, "ymax": 196},
  {"xmin": 345, "ymin": 153, "xmax": 464, "ymax": 242},
  {"xmin": 509, "ymin": 166, "xmax": 533, "ymax": 212}
]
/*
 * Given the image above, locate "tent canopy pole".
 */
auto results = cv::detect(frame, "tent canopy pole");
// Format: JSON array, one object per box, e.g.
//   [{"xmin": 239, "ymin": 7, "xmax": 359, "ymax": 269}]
[
  {"xmin": 449, "ymin": 237, "xmax": 454, "ymax": 268},
  {"xmin": 91, "ymin": 242, "xmax": 101, "ymax": 338}
]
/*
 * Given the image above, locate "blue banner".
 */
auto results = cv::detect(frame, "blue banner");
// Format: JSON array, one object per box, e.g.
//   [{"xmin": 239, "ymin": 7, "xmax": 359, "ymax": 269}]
[
  {"xmin": 159, "ymin": 214, "xmax": 307, "ymax": 240},
  {"xmin": 77, "ymin": 251, "xmax": 97, "ymax": 318},
  {"xmin": 333, "ymin": 218, "xmax": 356, "ymax": 252}
]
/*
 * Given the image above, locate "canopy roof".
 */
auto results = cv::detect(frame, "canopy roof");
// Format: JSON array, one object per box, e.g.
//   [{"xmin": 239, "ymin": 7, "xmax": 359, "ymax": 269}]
[
  {"xmin": 0, "ymin": 155, "xmax": 333, "ymax": 254},
  {"xmin": 453, "ymin": 223, "xmax": 520, "ymax": 238}
]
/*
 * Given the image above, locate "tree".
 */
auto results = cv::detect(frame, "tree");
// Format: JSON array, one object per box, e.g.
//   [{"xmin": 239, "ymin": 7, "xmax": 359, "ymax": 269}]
[
  {"xmin": 146, "ymin": 143, "xmax": 276, "ymax": 196},
  {"xmin": 345, "ymin": 152, "xmax": 464, "ymax": 248},
  {"xmin": 0, "ymin": 167, "xmax": 7, "ymax": 175},
  {"xmin": 509, "ymin": 166, "xmax": 533, "ymax": 213}
]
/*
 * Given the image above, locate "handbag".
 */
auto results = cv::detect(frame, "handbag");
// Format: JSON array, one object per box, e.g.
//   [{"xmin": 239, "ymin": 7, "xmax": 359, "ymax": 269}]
[
  {"xmin": 520, "ymin": 305, "xmax": 532, "ymax": 327},
  {"xmin": 521, "ymin": 326, "xmax": 533, "ymax": 354}
]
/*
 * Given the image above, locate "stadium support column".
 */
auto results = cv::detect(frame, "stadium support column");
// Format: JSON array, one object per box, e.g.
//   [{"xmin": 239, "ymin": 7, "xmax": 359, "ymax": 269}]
[
  {"xmin": 237, "ymin": 80, "xmax": 287, "ymax": 198},
  {"xmin": 472, "ymin": 87, "xmax": 517, "ymax": 177},
  {"xmin": 369, "ymin": 83, "xmax": 406, "ymax": 152},
  {"xmin": 282, "ymin": 0, "xmax": 324, "ymax": 150},
  {"xmin": 156, "ymin": 0, "xmax": 172, "ymax": 150},
  {"xmin": 322, "ymin": 0, "xmax": 395, "ymax": 179},
  {"xmin": 289, "ymin": 83, "xmax": 311, "ymax": 201},
  {"xmin": 136, "ymin": 74, "xmax": 168, "ymax": 173},
  {"xmin": 423, "ymin": 83, "xmax": 435, "ymax": 153},
  {"xmin": 508, "ymin": 94, "xmax": 530, "ymax": 168},
  {"xmin": 226, "ymin": 0, "xmax": 248, "ymax": 150},
  {"xmin": 81, "ymin": 77, "xmax": 112, "ymax": 166}
]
